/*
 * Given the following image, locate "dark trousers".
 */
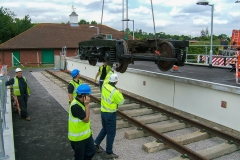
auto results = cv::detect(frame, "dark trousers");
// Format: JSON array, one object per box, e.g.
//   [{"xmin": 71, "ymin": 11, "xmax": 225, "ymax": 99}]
[
  {"xmin": 17, "ymin": 95, "xmax": 28, "ymax": 118},
  {"xmin": 95, "ymin": 112, "xmax": 116, "ymax": 154},
  {"xmin": 71, "ymin": 135, "xmax": 96, "ymax": 160},
  {"xmin": 99, "ymin": 80, "xmax": 104, "ymax": 92}
]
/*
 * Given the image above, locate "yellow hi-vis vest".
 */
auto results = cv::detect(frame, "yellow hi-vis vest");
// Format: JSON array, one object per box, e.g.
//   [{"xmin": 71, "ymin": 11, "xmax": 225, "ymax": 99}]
[
  {"xmin": 68, "ymin": 79, "xmax": 82, "ymax": 102},
  {"xmin": 103, "ymin": 70, "xmax": 113, "ymax": 85},
  {"xmin": 99, "ymin": 65, "xmax": 112, "ymax": 77},
  {"xmin": 13, "ymin": 77, "xmax": 30, "ymax": 96},
  {"xmin": 101, "ymin": 83, "xmax": 124, "ymax": 113},
  {"xmin": 68, "ymin": 99, "xmax": 92, "ymax": 141}
]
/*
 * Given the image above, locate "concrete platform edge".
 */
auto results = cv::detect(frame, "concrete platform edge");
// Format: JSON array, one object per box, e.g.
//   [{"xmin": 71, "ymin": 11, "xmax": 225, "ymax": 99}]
[
  {"xmin": 126, "ymin": 68, "xmax": 240, "ymax": 95},
  {"xmin": 3, "ymin": 89, "xmax": 15, "ymax": 160}
]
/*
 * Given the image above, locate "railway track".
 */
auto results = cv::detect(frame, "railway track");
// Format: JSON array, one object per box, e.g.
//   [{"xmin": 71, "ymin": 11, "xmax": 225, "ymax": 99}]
[{"xmin": 42, "ymin": 69, "xmax": 240, "ymax": 160}]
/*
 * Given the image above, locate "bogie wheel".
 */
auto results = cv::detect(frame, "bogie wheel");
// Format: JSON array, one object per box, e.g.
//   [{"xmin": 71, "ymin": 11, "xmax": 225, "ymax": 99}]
[
  {"xmin": 116, "ymin": 61, "xmax": 128, "ymax": 73},
  {"xmin": 157, "ymin": 41, "xmax": 176, "ymax": 71},
  {"xmin": 88, "ymin": 60, "xmax": 97, "ymax": 66},
  {"xmin": 115, "ymin": 40, "xmax": 129, "ymax": 73}
]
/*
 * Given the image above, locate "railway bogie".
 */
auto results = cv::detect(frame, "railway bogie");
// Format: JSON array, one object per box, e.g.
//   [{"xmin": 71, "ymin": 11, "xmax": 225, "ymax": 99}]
[{"xmin": 78, "ymin": 38, "xmax": 189, "ymax": 73}]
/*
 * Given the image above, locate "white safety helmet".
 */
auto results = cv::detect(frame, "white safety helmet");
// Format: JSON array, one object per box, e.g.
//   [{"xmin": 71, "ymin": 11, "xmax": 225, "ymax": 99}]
[
  {"xmin": 109, "ymin": 73, "xmax": 119, "ymax": 82},
  {"xmin": 15, "ymin": 68, "xmax": 22, "ymax": 72}
]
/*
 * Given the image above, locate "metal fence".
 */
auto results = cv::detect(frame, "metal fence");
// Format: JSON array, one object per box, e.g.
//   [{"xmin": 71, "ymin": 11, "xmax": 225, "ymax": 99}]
[
  {"xmin": 0, "ymin": 65, "xmax": 9, "ymax": 159},
  {"xmin": 186, "ymin": 45, "xmax": 239, "ymax": 66}
]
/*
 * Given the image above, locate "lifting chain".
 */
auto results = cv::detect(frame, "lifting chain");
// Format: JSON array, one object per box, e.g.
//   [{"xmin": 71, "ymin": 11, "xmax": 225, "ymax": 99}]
[{"xmin": 150, "ymin": 0, "xmax": 159, "ymax": 53}]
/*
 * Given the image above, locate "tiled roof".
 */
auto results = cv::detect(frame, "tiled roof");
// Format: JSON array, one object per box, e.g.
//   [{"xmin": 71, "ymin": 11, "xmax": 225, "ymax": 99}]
[{"xmin": 0, "ymin": 23, "xmax": 124, "ymax": 49}]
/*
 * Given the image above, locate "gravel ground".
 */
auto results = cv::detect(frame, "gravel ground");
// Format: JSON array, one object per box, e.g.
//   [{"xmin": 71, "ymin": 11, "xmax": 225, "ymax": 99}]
[
  {"xmin": 32, "ymin": 71, "xmax": 182, "ymax": 160},
  {"xmin": 25, "ymin": 69, "xmax": 240, "ymax": 160}
]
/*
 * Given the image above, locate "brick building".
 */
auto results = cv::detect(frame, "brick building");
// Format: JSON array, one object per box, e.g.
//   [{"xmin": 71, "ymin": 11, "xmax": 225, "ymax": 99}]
[{"xmin": 0, "ymin": 11, "xmax": 124, "ymax": 67}]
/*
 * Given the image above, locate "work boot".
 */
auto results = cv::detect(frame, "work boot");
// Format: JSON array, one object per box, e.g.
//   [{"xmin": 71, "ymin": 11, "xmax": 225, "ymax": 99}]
[
  {"xmin": 25, "ymin": 117, "xmax": 31, "ymax": 121},
  {"xmin": 95, "ymin": 144, "xmax": 104, "ymax": 153},
  {"xmin": 105, "ymin": 153, "xmax": 119, "ymax": 159}
]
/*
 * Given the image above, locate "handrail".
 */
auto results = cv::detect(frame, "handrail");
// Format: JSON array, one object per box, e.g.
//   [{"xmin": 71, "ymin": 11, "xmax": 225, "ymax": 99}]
[
  {"xmin": 189, "ymin": 44, "xmax": 240, "ymax": 47},
  {"xmin": 0, "ymin": 65, "xmax": 9, "ymax": 159}
]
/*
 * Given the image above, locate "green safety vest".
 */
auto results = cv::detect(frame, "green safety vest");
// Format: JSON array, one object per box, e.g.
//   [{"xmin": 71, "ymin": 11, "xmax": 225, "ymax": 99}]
[
  {"xmin": 103, "ymin": 70, "xmax": 113, "ymax": 85},
  {"xmin": 68, "ymin": 79, "xmax": 82, "ymax": 102},
  {"xmin": 99, "ymin": 65, "xmax": 112, "ymax": 77},
  {"xmin": 13, "ymin": 77, "xmax": 30, "ymax": 96},
  {"xmin": 68, "ymin": 99, "xmax": 92, "ymax": 141},
  {"xmin": 101, "ymin": 83, "xmax": 124, "ymax": 113}
]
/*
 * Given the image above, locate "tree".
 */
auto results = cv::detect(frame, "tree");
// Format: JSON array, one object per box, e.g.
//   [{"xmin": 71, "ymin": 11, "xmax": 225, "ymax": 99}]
[
  {"xmin": 200, "ymin": 29, "xmax": 206, "ymax": 37},
  {"xmin": 205, "ymin": 27, "xmax": 209, "ymax": 37},
  {"xmin": 79, "ymin": 19, "xmax": 89, "ymax": 24},
  {"xmin": 14, "ymin": 15, "xmax": 32, "ymax": 34},
  {"xmin": 172, "ymin": 35, "xmax": 179, "ymax": 40},
  {"xmin": 0, "ymin": 7, "xmax": 33, "ymax": 44},
  {"xmin": 125, "ymin": 28, "xmax": 130, "ymax": 34},
  {"xmin": 0, "ymin": 7, "xmax": 15, "ymax": 43},
  {"xmin": 138, "ymin": 29, "xmax": 143, "ymax": 35},
  {"xmin": 90, "ymin": 20, "xmax": 97, "ymax": 24},
  {"xmin": 218, "ymin": 34, "xmax": 229, "ymax": 41}
]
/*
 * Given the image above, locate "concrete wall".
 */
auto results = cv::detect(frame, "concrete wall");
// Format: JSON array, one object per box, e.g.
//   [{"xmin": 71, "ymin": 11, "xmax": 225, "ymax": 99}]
[{"xmin": 66, "ymin": 57, "xmax": 240, "ymax": 132}]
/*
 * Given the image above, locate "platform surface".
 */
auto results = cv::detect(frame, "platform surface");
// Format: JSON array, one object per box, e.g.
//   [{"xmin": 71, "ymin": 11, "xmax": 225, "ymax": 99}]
[{"xmin": 128, "ymin": 62, "xmax": 239, "ymax": 87}]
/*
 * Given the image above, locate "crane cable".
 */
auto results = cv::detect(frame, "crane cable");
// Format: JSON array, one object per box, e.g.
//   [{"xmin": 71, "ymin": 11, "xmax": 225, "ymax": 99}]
[
  {"xmin": 150, "ymin": 0, "xmax": 159, "ymax": 54},
  {"xmin": 100, "ymin": 0, "xmax": 105, "ymax": 35},
  {"xmin": 101, "ymin": 0, "xmax": 158, "ymax": 52}
]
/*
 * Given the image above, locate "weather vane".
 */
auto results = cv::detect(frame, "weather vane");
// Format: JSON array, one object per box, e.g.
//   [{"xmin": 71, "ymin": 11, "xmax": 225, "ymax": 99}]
[{"xmin": 72, "ymin": 5, "xmax": 76, "ymax": 12}]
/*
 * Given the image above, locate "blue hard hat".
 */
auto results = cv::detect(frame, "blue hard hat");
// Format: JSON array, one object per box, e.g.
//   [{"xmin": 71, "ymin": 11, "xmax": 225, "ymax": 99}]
[
  {"xmin": 76, "ymin": 84, "xmax": 92, "ymax": 95},
  {"xmin": 71, "ymin": 69, "xmax": 80, "ymax": 78}
]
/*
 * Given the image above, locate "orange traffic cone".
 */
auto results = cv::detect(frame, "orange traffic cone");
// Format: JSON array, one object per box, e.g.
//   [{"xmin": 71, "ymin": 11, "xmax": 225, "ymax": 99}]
[{"xmin": 171, "ymin": 65, "xmax": 180, "ymax": 73}]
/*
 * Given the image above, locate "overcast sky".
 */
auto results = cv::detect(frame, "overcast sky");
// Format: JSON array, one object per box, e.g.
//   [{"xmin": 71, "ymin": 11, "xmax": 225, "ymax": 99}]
[{"xmin": 1, "ymin": 0, "xmax": 240, "ymax": 37}]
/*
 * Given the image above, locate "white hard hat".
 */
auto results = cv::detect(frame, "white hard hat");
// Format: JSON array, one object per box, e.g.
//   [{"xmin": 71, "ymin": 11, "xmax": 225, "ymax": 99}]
[
  {"xmin": 109, "ymin": 73, "xmax": 119, "ymax": 82},
  {"xmin": 15, "ymin": 68, "xmax": 22, "ymax": 72}
]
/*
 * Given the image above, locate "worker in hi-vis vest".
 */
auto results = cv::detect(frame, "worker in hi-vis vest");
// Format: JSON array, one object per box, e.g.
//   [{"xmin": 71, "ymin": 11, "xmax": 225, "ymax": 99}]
[
  {"xmin": 6, "ymin": 68, "xmax": 31, "ymax": 121},
  {"xmin": 68, "ymin": 84, "xmax": 96, "ymax": 160},
  {"xmin": 94, "ymin": 61, "xmax": 112, "ymax": 91},
  {"xmin": 103, "ymin": 63, "xmax": 118, "ymax": 85},
  {"xmin": 94, "ymin": 73, "xmax": 124, "ymax": 159},
  {"xmin": 68, "ymin": 69, "xmax": 82, "ymax": 104}
]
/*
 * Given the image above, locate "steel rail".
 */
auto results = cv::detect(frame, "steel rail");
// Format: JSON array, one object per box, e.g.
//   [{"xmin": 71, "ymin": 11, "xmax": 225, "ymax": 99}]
[
  {"xmin": 46, "ymin": 69, "xmax": 208, "ymax": 159},
  {"xmin": 45, "ymin": 69, "xmax": 207, "ymax": 159},
  {"xmin": 118, "ymin": 110, "xmax": 208, "ymax": 160},
  {"xmin": 44, "ymin": 70, "xmax": 100, "ymax": 103},
  {"xmin": 123, "ymin": 93, "xmax": 240, "ymax": 146},
  {"xmin": 45, "ymin": 69, "xmax": 240, "ymax": 159}
]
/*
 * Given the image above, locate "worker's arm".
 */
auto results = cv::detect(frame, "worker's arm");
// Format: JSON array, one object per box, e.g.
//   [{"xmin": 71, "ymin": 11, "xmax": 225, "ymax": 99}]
[
  {"xmin": 82, "ymin": 96, "xmax": 90, "ymax": 122},
  {"xmin": 68, "ymin": 94, "xmax": 73, "ymax": 103},
  {"xmin": 113, "ymin": 91, "xmax": 125, "ymax": 105},
  {"xmin": 5, "ymin": 78, "xmax": 14, "ymax": 86},
  {"xmin": 94, "ymin": 71, "xmax": 100, "ymax": 82},
  {"xmin": 67, "ymin": 83, "xmax": 74, "ymax": 103}
]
